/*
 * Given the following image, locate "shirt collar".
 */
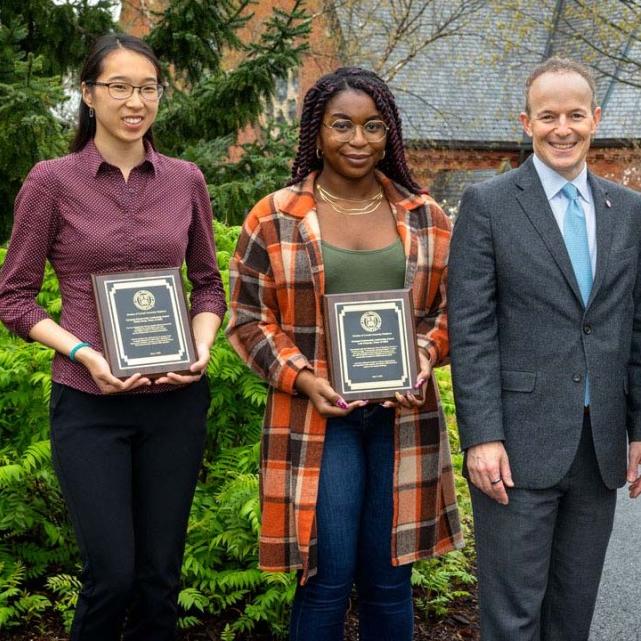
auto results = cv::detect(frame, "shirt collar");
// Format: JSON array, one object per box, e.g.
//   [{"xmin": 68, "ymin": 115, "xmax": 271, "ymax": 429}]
[
  {"xmin": 532, "ymin": 153, "xmax": 591, "ymax": 204},
  {"xmin": 78, "ymin": 139, "xmax": 158, "ymax": 177}
]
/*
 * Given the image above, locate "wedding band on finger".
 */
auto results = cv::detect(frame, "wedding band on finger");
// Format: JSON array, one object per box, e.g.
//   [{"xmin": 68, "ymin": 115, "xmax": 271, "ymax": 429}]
[{"xmin": 490, "ymin": 478, "xmax": 502, "ymax": 485}]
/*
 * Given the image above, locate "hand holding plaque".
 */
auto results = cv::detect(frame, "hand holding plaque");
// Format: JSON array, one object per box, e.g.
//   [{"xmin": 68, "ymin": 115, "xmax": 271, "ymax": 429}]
[
  {"xmin": 322, "ymin": 288, "xmax": 421, "ymax": 402},
  {"xmin": 92, "ymin": 268, "xmax": 197, "ymax": 378}
]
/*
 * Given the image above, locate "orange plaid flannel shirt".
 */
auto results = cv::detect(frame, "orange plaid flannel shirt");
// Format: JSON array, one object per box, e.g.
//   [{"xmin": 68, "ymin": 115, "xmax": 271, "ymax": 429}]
[{"xmin": 226, "ymin": 171, "xmax": 463, "ymax": 582}]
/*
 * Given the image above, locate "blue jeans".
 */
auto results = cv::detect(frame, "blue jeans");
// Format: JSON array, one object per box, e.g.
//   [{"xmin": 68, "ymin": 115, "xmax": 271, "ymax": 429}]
[{"xmin": 289, "ymin": 405, "xmax": 413, "ymax": 641}]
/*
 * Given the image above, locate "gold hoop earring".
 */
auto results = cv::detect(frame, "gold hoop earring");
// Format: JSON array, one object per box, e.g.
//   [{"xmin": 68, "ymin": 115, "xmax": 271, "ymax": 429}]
[{"xmin": 316, "ymin": 148, "xmax": 323, "ymax": 160}]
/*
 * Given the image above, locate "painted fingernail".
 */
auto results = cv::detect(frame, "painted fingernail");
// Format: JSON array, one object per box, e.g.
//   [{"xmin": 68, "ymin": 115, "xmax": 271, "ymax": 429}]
[{"xmin": 414, "ymin": 378, "xmax": 425, "ymax": 389}]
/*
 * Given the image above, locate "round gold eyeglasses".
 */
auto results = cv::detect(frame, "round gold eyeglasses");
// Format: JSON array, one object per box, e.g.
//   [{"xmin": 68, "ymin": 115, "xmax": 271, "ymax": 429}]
[{"xmin": 322, "ymin": 119, "xmax": 389, "ymax": 143}]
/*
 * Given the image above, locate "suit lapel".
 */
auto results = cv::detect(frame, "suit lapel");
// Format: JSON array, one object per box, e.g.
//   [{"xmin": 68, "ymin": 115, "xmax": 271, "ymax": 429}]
[
  {"xmin": 586, "ymin": 174, "xmax": 612, "ymax": 309},
  {"xmin": 514, "ymin": 158, "xmax": 584, "ymax": 306}
]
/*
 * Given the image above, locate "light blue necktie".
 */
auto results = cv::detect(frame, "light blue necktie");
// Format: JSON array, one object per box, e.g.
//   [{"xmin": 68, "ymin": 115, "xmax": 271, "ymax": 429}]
[{"xmin": 561, "ymin": 182, "xmax": 593, "ymax": 405}]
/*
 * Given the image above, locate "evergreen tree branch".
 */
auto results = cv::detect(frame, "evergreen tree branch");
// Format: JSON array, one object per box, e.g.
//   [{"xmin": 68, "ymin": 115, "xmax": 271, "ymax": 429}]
[
  {"xmin": 146, "ymin": 0, "xmax": 255, "ymax": 85},
  {"xmin": 155, "ymin": 0, "xmax": 310, "ymax": 151}
]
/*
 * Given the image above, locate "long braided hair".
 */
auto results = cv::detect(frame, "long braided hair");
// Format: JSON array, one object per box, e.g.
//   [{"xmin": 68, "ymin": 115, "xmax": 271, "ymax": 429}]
[{"xmin": 288, "ymin": 67, "xmax": 421, "ymax": 194}]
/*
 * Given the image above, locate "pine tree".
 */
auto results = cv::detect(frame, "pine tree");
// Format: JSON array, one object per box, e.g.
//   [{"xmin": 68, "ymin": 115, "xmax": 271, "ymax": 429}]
[
  {"xmin": 149, "ymin": 0, "xmax": 310, "ymax": 223},
  {"xmin": 0, "ymin": 0, "xmax": 310, "ymax": 240},
  {"xmin": 0, "ymin": 1, "xmax": 116, "ymax": 240}
]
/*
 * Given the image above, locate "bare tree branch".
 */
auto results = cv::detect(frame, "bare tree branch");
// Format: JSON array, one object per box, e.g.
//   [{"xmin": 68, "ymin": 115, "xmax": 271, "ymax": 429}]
[
  {"xmin": 488, "ymin": 0, "xmax": 641, "ymax": 89},
  {"xmin": 330, "ymin": 0, "xmax": 485, "ymax": 82}
]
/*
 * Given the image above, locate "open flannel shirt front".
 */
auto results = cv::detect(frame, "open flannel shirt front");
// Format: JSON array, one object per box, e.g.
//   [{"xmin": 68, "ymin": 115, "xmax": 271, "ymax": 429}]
[{"xmin": 226, "ymin": 171, "xmax": 464, "ymax": 583}]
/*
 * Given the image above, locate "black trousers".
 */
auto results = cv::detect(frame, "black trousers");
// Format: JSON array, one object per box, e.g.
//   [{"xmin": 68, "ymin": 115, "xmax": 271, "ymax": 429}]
[
  {"xmin": 470, "ymin": 413, "xmax": 617, "ymax": 641},
  {"xmin": 49, "ymin": 379, "xmax": 209, "ymax": 641}
]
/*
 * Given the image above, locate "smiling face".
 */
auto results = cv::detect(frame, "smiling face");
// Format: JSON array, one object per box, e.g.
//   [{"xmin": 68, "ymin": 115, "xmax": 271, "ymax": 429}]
[
  {"xmin": 316, "ymin": 89, "xmax": 387, "ymax": 181},
  {"xmin": 520, "ymin": 71, "xmax": 601, "ymax": 181},
  {"xmin": 82, "ymin": 48, "xmax": 160, "ymax": 154}
]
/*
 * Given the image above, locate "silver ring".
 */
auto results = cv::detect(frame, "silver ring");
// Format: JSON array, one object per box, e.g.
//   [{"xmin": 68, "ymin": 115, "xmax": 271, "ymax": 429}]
[{"xmin": 490, "ymin": 478, "xmax": 502, "ymax": 485}]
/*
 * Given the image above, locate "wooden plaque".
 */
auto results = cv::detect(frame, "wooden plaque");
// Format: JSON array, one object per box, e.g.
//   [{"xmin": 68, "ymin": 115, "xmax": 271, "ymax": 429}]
[
  {"xmin": 322, "ymin": 288, "xmax": 420, "ymax": 401},
  {"xmin": 92, "ymin": 268, "xmax": 197, "ymax": 378}
]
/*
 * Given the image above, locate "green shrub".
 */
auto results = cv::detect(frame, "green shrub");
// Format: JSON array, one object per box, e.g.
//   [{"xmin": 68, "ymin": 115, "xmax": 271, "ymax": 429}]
[
  {"xmin": 407, "ymin": 368, "xmax": 475, "ymax": 619},
  {"xmin": 0, "ymin": 232, "xmax": 474, "ymax": 638}
]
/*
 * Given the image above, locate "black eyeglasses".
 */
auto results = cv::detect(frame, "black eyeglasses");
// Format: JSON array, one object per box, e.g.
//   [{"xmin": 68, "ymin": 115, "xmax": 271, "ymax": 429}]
[{"xmin": 88, "ymin": 81, "xmax": 164, "ymax": 102}]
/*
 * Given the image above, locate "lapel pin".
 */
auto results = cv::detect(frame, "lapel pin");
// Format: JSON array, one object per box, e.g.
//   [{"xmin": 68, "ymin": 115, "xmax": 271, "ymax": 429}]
[{"xmin": 605, "ymin": 198, "xmax": 612, "ymax": 208}]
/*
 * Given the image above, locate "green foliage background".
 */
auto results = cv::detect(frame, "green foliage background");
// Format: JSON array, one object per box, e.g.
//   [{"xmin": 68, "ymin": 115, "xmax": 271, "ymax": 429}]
[
  {"xmin": 0, "ymin": 1, "xmax": 474, "ymax": 637},
  {"xmin": 0, "ymin": 0, "xmax": 308, "ymax": 240},
  {"xmin": 0, "ymin": 238, "xmax": 474, "ymax": 638}
]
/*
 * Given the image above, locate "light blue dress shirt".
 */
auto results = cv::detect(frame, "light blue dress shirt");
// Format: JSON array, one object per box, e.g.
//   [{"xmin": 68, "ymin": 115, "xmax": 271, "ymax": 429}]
[
  {"xmin": 532, "ymin": 154, "xmax": 594, "ymax": 405},
  {"xmin": 532, "ymin": 154, "xmax": 597, "ymax": 275}
]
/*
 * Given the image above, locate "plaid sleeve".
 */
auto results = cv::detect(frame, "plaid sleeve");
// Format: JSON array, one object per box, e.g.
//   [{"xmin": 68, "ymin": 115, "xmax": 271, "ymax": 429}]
[
  {"xmin": 226, "ymin": 207, "xmax": 311, "ymax": 394},
  {"xmin": 416, "ymin": 202, "xmax": 451, "ymax": 366}
]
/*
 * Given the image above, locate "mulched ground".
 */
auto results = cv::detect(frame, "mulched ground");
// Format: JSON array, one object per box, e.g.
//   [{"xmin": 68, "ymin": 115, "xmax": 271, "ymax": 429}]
[{"xmin": 5, "ymin": 586, "xmax": 479, "ymax": 641}]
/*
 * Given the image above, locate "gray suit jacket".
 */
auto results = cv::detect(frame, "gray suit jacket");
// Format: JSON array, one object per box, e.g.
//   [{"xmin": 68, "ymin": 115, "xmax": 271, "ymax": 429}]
[{"xmin": 449, "ymin": 156, "xmax": 641, "ymax": 489}]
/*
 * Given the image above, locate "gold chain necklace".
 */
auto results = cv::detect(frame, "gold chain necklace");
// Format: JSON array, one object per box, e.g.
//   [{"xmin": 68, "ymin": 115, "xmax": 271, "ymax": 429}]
[{"xmin": 316, "ymin": 183, "xmax": 384, "ymax": 216}]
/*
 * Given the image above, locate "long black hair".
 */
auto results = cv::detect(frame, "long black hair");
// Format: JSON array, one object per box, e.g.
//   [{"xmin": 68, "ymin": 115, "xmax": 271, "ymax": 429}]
[
  {"xmin": 289, "ymin": 67, "xmax": 421, "ymax": 194},
  {"xmin": 70, "ymin": 33, "xmax": 163, "ymax": 153}
]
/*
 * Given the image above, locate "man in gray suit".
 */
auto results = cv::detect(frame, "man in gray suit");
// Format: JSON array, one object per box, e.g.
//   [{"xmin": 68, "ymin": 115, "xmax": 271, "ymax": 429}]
[{"xmin": 449, "ymin": 56, "xmax": 641, "ymax": 641}]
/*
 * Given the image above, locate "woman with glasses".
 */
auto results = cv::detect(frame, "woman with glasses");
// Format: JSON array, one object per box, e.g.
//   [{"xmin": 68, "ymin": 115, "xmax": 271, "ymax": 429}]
[
  {"xmin": 226, "ymin": 67, "xmax": 463, "ymax": 641},
  {"xmin": 0, "ymin": 34, "xmax": 226, "ymax": 641}
]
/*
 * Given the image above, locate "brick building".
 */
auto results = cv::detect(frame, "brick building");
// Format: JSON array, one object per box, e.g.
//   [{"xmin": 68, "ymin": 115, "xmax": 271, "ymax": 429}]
[
  {"xmin": 119, "ymin": 0, "xmax": 166, "ymax": 38},
  {"xmin": 328, "ymin": 1, "xmax": 641, "ymax": 204},
  {"xmin": 120, "ymin": 0, "xmax": 641, "ymax": 206}
]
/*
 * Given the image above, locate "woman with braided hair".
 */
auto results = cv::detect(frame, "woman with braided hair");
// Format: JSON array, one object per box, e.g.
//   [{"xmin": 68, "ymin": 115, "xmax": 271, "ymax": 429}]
[{"xmin": 226, "ymin": 67, "xmax": 462, "ymax": 640}]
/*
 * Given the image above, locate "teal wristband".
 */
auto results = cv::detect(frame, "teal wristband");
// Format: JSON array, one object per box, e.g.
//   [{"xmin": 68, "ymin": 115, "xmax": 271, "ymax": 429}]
[{"xmin": 69, "ymin": 342, "xmax": 90, "ymax": 362}]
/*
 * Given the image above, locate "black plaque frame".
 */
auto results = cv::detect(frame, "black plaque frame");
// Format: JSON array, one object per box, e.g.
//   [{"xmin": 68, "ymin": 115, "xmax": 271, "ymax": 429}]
[
  {"xmin": 92, "ymin": 268, "xmax": 197, "ymax": 378},
  {"xmin": 322, "ymin": 288, "xmax": 420, "ymax": 401}
]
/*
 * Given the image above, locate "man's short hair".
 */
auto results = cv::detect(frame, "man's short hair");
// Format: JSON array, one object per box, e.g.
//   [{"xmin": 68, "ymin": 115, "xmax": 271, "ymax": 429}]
[{"xmin": 525, "ymin": 57, "xmax": 598, "ymax": 114}]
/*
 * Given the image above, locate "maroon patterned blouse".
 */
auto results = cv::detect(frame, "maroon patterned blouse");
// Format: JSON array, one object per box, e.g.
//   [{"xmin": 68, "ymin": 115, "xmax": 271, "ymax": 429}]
[{"xmin": 0, "ymin": 141, "xmax": 227, "ymax": 394}]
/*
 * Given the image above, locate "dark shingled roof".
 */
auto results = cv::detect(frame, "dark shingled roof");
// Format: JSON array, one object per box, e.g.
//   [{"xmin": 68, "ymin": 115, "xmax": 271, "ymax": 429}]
[{"xmin": 334, "ymin": 1, "xmax": 641, "ymax": 144}]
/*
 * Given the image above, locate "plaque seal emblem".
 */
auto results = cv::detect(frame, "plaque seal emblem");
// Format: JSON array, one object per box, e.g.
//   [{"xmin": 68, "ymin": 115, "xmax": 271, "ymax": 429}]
[
  {"xmin": 360, "ymin": 311, "xmax": 382, "ymax": 333},
  {"xmin": 133, "ymin": 289, "xmax": 156, "ymax": 311}
]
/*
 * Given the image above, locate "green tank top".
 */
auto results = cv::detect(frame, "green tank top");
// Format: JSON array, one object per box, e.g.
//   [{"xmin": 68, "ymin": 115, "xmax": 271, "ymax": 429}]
[{"xmin": 321, "ymin": 238, "xmax": 406, "ymax": 294}]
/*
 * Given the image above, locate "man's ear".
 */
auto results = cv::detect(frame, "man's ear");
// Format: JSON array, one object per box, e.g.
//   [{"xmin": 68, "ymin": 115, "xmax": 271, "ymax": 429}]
[
  {"xmin": 591, "ymin": 106, "xmax": 602, "ymax": 135},
  {"xmin": 519, "ymin": 112, "xmax": 533, "ymax": 138}
]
